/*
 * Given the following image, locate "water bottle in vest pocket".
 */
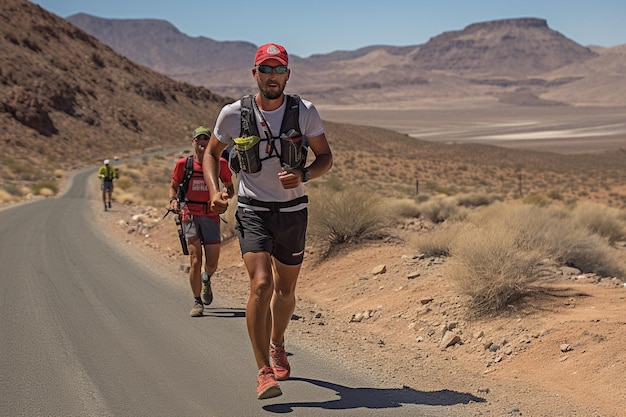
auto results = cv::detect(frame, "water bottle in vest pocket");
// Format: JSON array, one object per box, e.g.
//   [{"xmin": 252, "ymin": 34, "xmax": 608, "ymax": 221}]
[
  {"xmin": 280, "ymin": 129, "xmax": 306, "ymax": 168},
  {"xmin": 233, "ymin": 135, "xmax": 262, "ymax": 173}
]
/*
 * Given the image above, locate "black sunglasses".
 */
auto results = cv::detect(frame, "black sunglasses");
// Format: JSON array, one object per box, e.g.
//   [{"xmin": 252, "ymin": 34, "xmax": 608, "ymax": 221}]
[{"xmin": 257, "ymin": 65, "xmax": 288, "ymax": 74}]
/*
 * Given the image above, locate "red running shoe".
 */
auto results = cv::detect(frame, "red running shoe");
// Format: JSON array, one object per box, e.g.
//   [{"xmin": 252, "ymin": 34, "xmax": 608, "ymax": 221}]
[
  {"xmin": 257, "ymin": 367, "xmax": 282, "ymax": 400},
  {"xmin": 270, "ymin": 343, "xmax": 291, "ymax": 381}
]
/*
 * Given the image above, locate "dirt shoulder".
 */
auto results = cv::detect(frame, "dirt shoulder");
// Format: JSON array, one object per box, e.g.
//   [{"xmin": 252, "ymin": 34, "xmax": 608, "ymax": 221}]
[{"xmin": 96, "ymin": 194, "xmax": 626, "ymax": 417}]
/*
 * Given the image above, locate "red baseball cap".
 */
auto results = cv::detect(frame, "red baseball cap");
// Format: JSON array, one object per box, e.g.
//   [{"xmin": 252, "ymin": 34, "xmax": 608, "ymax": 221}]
[{"xmin": 254, "ymin": 43, "xmax": 289, "ymax": 66}]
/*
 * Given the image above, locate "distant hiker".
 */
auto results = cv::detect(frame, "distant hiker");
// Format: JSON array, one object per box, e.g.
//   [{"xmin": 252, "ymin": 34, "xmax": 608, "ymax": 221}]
[
  {"xmin": 169, "ymin": 126, "xmax": 234, "ymax": 317},
  {"xmin": 97, "ymin": 159, "xmax": 118, "ymax": 211},
  {"xmin": 202, "ymin": 43, "xmax": 333, "ymax": 399}
]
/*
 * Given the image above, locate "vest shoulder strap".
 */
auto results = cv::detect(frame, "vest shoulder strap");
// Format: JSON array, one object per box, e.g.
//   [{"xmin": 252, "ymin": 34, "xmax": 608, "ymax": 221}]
[
  {"xmin": 240, "ymin": 94, "xmax": 255, "ymax": 138},
  {"xmin": 239, "ymin": 94, "xmax": 301, "ymax": 138},
  {"xmin": 280, "ymin": 94, "xmax": 300, "ymax": 134},
  {"xmin": 178, "ymin": 156, "xmax": 195, "ymax": 202}
]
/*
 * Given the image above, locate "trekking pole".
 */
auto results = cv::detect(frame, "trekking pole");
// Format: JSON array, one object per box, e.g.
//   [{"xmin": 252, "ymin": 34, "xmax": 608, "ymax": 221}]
[{"xmin": 163, "ymin": 208, "xmax": 189, "ymax": 255}]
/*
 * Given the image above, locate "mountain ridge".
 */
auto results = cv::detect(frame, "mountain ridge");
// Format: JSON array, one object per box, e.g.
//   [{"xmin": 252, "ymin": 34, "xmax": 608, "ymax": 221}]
[
  {"xmin": 0, "ymin": 0, "xmax": 229, "ymax": 187},
  {"xmin": 65, "ymin": 13, "xmax": 626, "ymax": 107}
]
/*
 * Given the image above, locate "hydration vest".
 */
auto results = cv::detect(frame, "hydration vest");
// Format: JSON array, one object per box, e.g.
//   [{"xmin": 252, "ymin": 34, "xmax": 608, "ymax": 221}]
[
  {"xmin": 240, "ymin": 93, "xmax": 301, "ymax": 140},
  {"xmin": 230, "ymin": 94, "xmax": 306, "ymax": 173}
]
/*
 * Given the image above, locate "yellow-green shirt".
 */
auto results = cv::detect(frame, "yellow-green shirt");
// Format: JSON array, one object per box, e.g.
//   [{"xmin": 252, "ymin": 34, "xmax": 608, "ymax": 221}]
[{"xmin": 98, "ymin": 165, "xmax": 117, "ymax": 181}]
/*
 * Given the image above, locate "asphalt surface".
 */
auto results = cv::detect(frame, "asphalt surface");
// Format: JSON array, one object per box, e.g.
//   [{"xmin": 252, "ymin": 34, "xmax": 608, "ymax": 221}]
[{"xmin": 0, "ymin": 168, "xmax": 477, "ymax": 416}]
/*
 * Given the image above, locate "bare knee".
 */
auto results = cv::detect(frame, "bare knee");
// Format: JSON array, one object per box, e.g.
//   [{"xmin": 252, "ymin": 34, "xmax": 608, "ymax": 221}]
[
  {"xmin": 249, "ymin": 272, "xmax": 274, "ymax": 300},
  {"xmin": 273, "ymin": 286, "xmax": 295, "ymax": 300},
  {"xmin": 204, "ymin": 260, "xmax": 218, "ymax": 276}
]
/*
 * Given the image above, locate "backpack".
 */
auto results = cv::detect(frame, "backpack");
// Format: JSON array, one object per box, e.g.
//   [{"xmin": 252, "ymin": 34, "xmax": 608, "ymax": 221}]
[{"xmin": 177, "ymin": 156, "xmax": 203, "ymax": 204}]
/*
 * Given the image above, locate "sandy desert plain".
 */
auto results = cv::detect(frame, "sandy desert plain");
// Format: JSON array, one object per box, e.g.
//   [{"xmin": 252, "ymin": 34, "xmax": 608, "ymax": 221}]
[{"xmin": 317, "ymin": 102, "xmax": 626, "ymax": 155}]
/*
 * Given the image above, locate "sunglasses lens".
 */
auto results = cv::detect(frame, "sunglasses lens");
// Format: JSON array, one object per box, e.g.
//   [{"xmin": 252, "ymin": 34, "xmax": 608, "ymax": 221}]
[{"xmin": 258, "ymin": 65, "xmax": 287, "ymax": 74}]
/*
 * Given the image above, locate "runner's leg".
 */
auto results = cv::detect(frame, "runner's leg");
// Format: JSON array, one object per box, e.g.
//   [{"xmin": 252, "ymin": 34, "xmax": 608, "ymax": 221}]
[
  {"xmin": 270, "ymin": 259, "xmax": 301, "ymax": 346},
  {"xmin": 243, "ymin": 251, "xmax": 274, "ymax": 370}
]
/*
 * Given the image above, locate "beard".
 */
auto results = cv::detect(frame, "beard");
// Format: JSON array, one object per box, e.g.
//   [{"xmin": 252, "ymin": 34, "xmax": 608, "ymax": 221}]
[{"xmin": 258, "ymin": 79, "xmax": 285, "ymax": 100}]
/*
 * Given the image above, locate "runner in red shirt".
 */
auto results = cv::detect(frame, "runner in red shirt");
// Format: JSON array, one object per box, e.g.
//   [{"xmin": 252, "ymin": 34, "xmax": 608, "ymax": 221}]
[{"xmin": 169, "ymin": 126, "xmax": 234, "ymax": 317}]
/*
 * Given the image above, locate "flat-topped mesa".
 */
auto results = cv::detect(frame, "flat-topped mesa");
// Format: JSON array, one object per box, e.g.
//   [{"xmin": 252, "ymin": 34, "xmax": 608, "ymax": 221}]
[
  {"xmin": 413, "ymin": 17, "xmax": 597, "ymax": 76},
  {"xmin": 464, "ymin": 17, "xmax": 548, "ymax": 31}
]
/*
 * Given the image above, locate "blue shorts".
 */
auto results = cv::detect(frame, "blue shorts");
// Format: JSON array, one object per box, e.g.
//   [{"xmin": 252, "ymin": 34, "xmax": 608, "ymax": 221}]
[
  {"xmin": 183, "ymin": 215, "xmax": 221, "ymax": 245},
  {"xmin": 101, "ymin": 180, "xmax": 113, "ymax": 191},
  {"xmin": 235, "ymin": 206, "xmax": 307, "ymax": 265}
]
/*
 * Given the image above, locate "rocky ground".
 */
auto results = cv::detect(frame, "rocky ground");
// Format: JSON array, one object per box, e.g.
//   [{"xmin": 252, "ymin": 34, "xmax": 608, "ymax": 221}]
[{"xmin": 95, "ymin": 191, "xmax": 626, "ymax": 417}]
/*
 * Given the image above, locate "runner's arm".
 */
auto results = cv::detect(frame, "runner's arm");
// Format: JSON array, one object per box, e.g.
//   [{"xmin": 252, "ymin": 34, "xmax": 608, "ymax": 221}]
[{"xmin": 203, "ymin": 134, "xmax": 229, "ymax": 213}]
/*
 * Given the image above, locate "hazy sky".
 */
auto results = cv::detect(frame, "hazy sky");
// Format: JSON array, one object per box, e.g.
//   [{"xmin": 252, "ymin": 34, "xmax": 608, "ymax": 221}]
[{"xmin": 32, "ymin": 0, "xmax": 626, "ymax": 58}]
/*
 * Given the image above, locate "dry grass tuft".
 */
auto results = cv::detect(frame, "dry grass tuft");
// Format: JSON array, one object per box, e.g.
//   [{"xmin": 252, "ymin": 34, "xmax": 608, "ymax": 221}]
[
  {"xmin": 439, "ymin": 202, "xmax": 626, "ymax": 316},
  {"xmin": 447, "ymin": 220, "xmax": 548, "ymax": 316},
  {"xmin": 412, "ymin": 221, "xmax": 465, "ymax": 257},
  {"xmin": 387, "ymin": 197, "xmax": 422, "ymax": 218},
  {"xmin": 308, "ymin": 186, "xmax": 387, "ymax": 257},
  {"xmin": 417, "ymin": 196, "xmax": 469, "ymax": 223},
  {"xmin": 570, "ymin": 201, "xmax": 626, "ymax": 245}
]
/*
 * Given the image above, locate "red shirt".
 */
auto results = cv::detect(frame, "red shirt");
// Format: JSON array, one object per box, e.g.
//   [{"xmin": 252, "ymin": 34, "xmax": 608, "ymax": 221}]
[{"xmin": 172, "ymin": 156, "xmax": 232, "ymax": 217}]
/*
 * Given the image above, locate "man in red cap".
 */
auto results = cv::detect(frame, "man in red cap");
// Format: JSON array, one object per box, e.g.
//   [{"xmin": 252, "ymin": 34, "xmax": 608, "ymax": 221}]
[{"xmin": 203, "ymin": 42, "xmax": 333, "ymax": 399}]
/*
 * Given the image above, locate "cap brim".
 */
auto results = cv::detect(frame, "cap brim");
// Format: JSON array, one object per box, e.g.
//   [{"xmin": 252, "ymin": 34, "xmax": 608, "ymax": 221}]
[{"xmin": 256, "ymin": 57, "xmax": 288, "ymax": 66}]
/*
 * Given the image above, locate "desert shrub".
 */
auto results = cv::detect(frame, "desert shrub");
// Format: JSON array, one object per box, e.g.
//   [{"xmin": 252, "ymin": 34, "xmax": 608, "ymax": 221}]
[
  {"xmin": 415, "ymin": 194, "xmax": 431, "ymax": 204},
  {"xmin": 556, "ymin": 230, "xmax": 625, "ymax": 278},
  {"xmin": 447, "ymin": 220, "xmax": 548, "ymax": 316},
  {"xmin": 570, "ymin": 202, "xmax": 626, "ymax": 245},
  {"xmin": 139, "ymin": 185, "xmax": 169, "ymax": 207},
  {"xmin": 523, "ymin": 193, "xmax": 549, "ymax": 206},
  {"xmin": 120, "ymin": 167, "xmax": 142, "ymax": 182},
  {"xmin": 502, "ymin": 204, "xmax": 624, "ymax": 277},
  {"xmin": 455, "ymin": 192, "xmax": 496, "ymax": 208},
  {"xmin": 388, "ymin": 198, "xmax": 420, "ymax": 218},
  {"xmin": 115, "ymin": 191, "xmax": 136, "ymax": 204},
  {"xmin": 448, "ymin": 202, "xmax": 626, "ymax": 316},
  {"xmin": 547, "ymin": 190, "xmax": 562, "ymax": 200},
  {"xmin": 427, "ymin": 182, "xmax": 455, "ymax": 196},
  {"xmin": 418, "ymin": 196, "xmax": 467, "ymax": 223},
  {"xmin": 31, "ymin": 181, "xmax": 58, "ymax": 195},
  {"xmin": 5, "ymin": 160, "xmax": 37, "ymax": 179},
  {"xmin": 308, "ymin": 187, "xmax": 386, "ymax": 256},
  {"xmin": 2, "ymin": 183, "xmax": 23, "ymax": 197},
  {"xmin": 116, "ymin": 177, "xmax": 133, "ymax": 190},
  {"xmin": 471, "ymin": 203, "xmax": 569, "ymax": 254},
  {"xmin": 412, "ymin": 222, "xmax": 465, "ymax": 257},
  {"xmin": 0, "ymin": 188, "xmax": 19, "ymax": 203},
  {"xmin": 469, "ymin": 203, "xmax": 625, "ymax": 280},
  {"xmin": 38, "ymin": 187, "xmax": 55, "ymax": 197}
]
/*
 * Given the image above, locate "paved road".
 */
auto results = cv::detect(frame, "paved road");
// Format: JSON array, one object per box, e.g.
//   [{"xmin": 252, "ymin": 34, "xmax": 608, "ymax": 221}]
[{"xmin": 0, "ymin": 168, "xmax": 478, "ymax": 416}]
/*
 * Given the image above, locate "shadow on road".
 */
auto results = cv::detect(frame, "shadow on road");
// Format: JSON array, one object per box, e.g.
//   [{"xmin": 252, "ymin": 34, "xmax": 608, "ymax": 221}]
[
  {"xmin": 263, "ymin": 377, "xmax": 485, "ymax": 413},
  {"xmin": 204, "ymin": 307, "xmax": 246, "ymax": 318},
  {"xmin": 202, "ymin": 310, "xmax": 302, "ymax": 320}
]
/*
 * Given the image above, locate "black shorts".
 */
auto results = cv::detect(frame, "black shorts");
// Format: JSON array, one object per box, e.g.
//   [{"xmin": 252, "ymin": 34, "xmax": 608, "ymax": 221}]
[{"xmin": 236, "ymin": 206, "xmax": 307, "ymax": 266}]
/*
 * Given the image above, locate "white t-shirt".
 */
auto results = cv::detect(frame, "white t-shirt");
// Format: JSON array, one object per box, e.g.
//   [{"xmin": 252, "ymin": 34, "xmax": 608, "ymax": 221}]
[{"xmin": 213, "ymin": 95, "xmax": 324, "ymax": 206}]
